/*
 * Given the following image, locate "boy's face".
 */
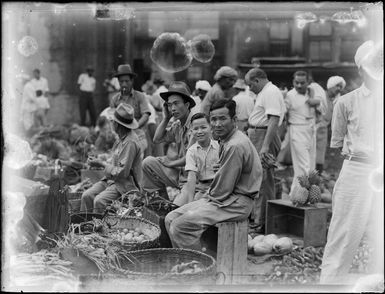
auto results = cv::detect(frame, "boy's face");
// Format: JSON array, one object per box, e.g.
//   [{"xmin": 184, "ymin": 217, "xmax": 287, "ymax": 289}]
[{"xmin": 191, "ymin": 117, "xmax": 211, "ymax": 144}]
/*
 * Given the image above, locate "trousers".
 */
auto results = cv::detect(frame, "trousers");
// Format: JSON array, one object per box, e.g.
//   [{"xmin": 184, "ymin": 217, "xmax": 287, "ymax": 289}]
[
  {"xmin": 80, "ymin": 180, "xmax": 121, "ymax": 213},
  {"xmin": 320, "ymin": 160, "xmax": 383, "ymax": 284},
  {"xmin": 316, "ymin": 124, "xmax": 328, "ymax": 165},
  {"xmin": 247, "ymin": 128, "xmax": 281, "ymax": 226},
  {"xmin": 165, "ymin": 196, "xmax": 253, "ymax": 250},
  {"xmin": 289, "ymin": 124, "xmax": 316, "ymax": 192},
  {"xmin": 79, "ymin": 90, "xmax": 96, "ymax": 126}
]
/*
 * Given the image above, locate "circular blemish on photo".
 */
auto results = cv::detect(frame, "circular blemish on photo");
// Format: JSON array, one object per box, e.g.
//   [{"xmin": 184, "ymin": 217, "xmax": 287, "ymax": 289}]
[
  {"xmin": 17, "ymin": 36, "xmax": 38, "ymax": 57},
  {"xmin": 150, "ymin": 32, "xmax": 193, "ymax": 73},
  {"xmin": 190, "ymin": 34, "xmax": 215, "ymax": 63}
]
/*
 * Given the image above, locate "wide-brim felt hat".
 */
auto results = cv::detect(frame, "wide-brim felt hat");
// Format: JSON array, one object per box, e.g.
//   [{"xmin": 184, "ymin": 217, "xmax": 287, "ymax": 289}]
[
  {"xmin": 112, "ymin": 103, "xmax": 139, "ymax": 129},
  {"xmin": 160, "ymin": 81, "xmax": 196, "ymax": 108},
  {"xmin": 114, "ymin": 64, "xmax": 137, "ymax": 78}
]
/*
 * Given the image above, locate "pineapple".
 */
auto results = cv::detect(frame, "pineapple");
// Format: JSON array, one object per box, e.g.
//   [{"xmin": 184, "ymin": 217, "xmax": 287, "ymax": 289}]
[
  {"xmin": 298, "ymin": 174, "xmax": 310, "ymax": 189},
  {"xmin": 308, "ymin": 185, "xmax": 322, "ymax": 204},
  {"xmin": 308, "ymin": 170, "xmax": 321, "ymax": 186},
  {"xmin": 290, "ymin": 185, "xmax": 309, "ymax": 206}
]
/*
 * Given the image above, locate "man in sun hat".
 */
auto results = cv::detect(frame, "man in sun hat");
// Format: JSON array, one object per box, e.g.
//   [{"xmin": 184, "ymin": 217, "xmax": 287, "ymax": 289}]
[
  {"xmin": 80, "ymin": 103, "xmax": 143, "ymax": 213},
  {"xmin": 320, "ymin": 40, "xmax": 383, "ymax": 284},
  {"xmin": 142, "ymin": 81, "xmax": 196, "ymax": 200},
  {"xmin": 77, "ymin": 65, "xmax": 97, "ymax": 126},
  {"xmin": 200, "ymin": 66, "xmax": 238, "ymax": 115},
  {"xmin": 110, "ymin": 64, "xmax": 151, "ymax": 154}
]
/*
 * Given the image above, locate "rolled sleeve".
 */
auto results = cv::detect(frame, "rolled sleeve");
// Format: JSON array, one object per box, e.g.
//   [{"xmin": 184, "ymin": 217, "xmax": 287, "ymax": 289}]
[
  {"xmin": 330, "ymin": 99, "xmax": 347, "ymax": 148},
  {"xmin": 185, "ymin": 148, "xmax": 198, "ymax": 172}
]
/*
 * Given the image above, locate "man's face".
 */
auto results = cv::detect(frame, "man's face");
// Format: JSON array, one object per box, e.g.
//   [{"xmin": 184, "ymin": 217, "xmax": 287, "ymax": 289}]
[
  {"xmin": 196, "ymin": 89, "xmax": 208, "ymax": 100},
  {"xmin": 210, "ymin": 107, "xmax": 235, "ymax": 140},
  {"xmin": 87, "ymin": 69, "xmax": 94, "ymax": 77},
  {"xmin": 191, "ymin": 117, "xmax": 211, "ymax": 144},
  {"xmin": 167, "ymin": 95, "xmax": 190, "ymax": 120},
  {"xmin": 246, "ymin": 77, "xmax": 260, "ymax": 94},
  {"xmin": 360, "ymin": 67, "xmax": 378, "ymax": 89},
  {"xmin": 119, "ymin": 75, "xmax": 134, "ymax": 94},
  {"xmin": 218, "ymin": 76, "xmax": 237, "ymax": 90},
  {"xmin": 328, "ymin": 83, "xmax": 344, "ymax": 98},
  {"xmin": 293, "ymin": 75, "xmax": 309, "ymax": 95},
  {"xmin": 33, "ymin": 71, "xmax": 40, "ymax": 80}
]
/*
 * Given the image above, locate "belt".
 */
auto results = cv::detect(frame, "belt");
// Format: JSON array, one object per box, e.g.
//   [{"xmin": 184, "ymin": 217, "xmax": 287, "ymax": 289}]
[
  {"xmin": 199, "ymin": 179, "xmax": 213, "ymax": 184},
  {"xmin": 344, "ymin": 155, "xmax": 373, "ymax": 164},
  {"xmin": 248, "ymin": 124, "xmax": 267, "ymax": 129}
]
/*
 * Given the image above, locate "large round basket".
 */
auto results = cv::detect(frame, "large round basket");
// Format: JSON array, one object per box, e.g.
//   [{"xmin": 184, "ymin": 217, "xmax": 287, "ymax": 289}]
[
  {"xmin": 116, "ymin": 248, "xmax": 217, "ymax": 285},
  {"xmin": 102, "ymin": 216, "xmax": 161, "ymax": 251}
]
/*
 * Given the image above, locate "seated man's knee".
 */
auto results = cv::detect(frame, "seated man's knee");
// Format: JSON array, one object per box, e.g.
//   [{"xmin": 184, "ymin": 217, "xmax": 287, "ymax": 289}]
[
  {"xmin": 142, "ymin": 156, "xmax": 157, "ymax": 170},
  {"xmin": 165, "ymin": 211, "xmax": 179, "ymax": 231}
]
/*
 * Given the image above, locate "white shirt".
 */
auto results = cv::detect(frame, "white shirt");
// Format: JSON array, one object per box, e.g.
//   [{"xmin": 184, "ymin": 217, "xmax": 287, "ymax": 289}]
[
  {"xmin": 331, "ymin": 84, "xmax": 376, "ymax": 158},
  {"xmin": 190, "ymin": 96, "xmax": 202, "ymax": 115},
  {"xmin": 78, "ymin": 73, "xmax": 96, "ymax": 92},
  {"xmin": 232, "ymin": 91, "xmax": 255, "ymax": 121},
  {"xmin": 147, "ymin": 99, "xmax": 157, "ymax": 125},
  {"xmin": 30, "ymin": 77, "xmax": 49, "ymax": 93},
  {"xmin": 248, "ymin": 82, "xmax": 286, "ymax": 127},
  {"xmin": 105, "ymin": 77, "xmax": 120, "ymax": 92},
  {"xmin": 285, "ymin": 88, "xmax": 318, "ymax": 125}
]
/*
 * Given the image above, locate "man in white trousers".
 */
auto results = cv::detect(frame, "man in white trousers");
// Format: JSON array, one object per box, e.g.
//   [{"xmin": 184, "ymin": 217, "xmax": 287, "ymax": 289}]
[
  {"xmin": 284, "ymin": 71, "xmax": 324, "ymax": 193},
  {"xmin": 320, "ymin": 40, "xmax": 384, "ymax": 285}
]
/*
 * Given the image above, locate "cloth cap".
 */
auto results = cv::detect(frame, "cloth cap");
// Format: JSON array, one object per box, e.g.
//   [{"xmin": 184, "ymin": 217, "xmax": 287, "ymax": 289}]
[
  {"xmin": 112, "ymin": 103, "xmax": 139, "ymax": 129},
  {"xmin": 195, "ymin": 80, "xmax": 211, "ymax": 91},
  {"xmin": 327, "ymin": 76, "xmax": 346, "ymax": 90},
  {"xmin": 355, "ymin": 40, "xmax": 375, "ymax": 68},
  {"xmin": 233, "ymin": 79, "xmax": 247, "ymax": 90},
  {"xmin": 214, "ymin": 66, "xmax": 238, "ymax": 81}
]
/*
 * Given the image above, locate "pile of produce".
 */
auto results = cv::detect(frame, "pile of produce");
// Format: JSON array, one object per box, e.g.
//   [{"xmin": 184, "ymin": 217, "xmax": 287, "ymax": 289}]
[
  {"xmin": 248, "ymin": 234, "xmax": 294, "ymax": 256},
  {"xmin": 281, "ymin": 172, "xmax": 335, "ymax": 203},
  {"xmin": 106, "ymin": 199, "xmax": 142, "ymax": 218},
  {"xmin": 289, "ymin": 170, "xmax": 324, "ymax": 206},
  {"xmin": 9, "ymin": 250, "xmax": 75, "ymax": 283},
  {"xmin": 107, "ymin": 227, "xmax": 152, "ymax": 243},
  {"xmin": 264, "ymin": 246, "xmax": 324, "ymax": 284},
  {"xmin": 68, "ymin": 178, "xmax": 93, "ymax": 193},
  {"xmin": 170, "ymin": 260, "xmax": 205, "ymax": 274}
]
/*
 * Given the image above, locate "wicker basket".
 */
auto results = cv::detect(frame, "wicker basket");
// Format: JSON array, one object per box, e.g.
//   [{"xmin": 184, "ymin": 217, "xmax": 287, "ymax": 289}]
[
  {"xmin": 116, "ymin": 248, "xmax": 217, "ymax": 285},
  {"xmin": 102, "ymin": 216, "xmax": 161, "ymax": 251}
]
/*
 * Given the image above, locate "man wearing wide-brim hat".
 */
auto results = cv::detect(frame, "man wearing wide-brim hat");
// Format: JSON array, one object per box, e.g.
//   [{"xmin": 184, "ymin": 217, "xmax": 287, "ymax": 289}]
[
  {"xmin": 142, "ymin": 81, "xmax": 196, "ymax": 200},
  {"xmin": 200, "ymin": 66, "xmax": 238, "ymax": 115},
  {"xmin": 81, "ymin": 103, "xmax": 143, "ymax": 213},
  {"xmin": 110, "ymin": 64, "xmax": 151, "ymax": 153}
]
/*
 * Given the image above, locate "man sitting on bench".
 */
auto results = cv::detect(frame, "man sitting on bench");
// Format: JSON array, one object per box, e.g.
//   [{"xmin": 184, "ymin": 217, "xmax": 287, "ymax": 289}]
[{"xmin": 165, "ymin": 100, "xmax": 263, "ymax": 250}]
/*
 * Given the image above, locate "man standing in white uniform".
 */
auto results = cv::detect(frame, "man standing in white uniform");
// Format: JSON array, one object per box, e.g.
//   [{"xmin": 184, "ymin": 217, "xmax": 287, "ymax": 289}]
[
  {"xmin": 30, "ymin": 69, "xmax": 50, "ymax": 127},
  {"xmin": 245, "ymin": 68, "xmax": 285, "ymax": 232},
  {"xmin": 320, "ymin": 40, "xmax": 383, "ymax": 284},
  {"xmin": 77, "ymin": 66, "xmax": 97, "ymax": 126},
  {"xmin": 285, "ymin": 71, "xmax": 324, "ymax": 194}
]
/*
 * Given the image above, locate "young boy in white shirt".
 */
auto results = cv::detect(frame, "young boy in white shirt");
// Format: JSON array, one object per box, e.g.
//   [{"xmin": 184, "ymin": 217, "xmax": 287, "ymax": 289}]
[{"xmin": 173, "ymin": 112, "xmax": 219, "ymax": 206}]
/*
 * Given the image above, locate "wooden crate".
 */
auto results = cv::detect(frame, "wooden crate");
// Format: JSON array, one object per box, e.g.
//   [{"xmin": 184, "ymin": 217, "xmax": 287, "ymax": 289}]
[
  {"xmin": 80, "ymin": 169, "xmax": 105, "ymax": 184},
  {"xmin": 266, "ymin": 199, "xmax": 328, "ymax": 247}
]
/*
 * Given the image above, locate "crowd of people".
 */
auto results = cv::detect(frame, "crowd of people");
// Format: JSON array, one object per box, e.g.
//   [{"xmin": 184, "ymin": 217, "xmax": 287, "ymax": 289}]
[{"xmin": 19, "ymin": 39, "xmax": 382, "ymax": 284}]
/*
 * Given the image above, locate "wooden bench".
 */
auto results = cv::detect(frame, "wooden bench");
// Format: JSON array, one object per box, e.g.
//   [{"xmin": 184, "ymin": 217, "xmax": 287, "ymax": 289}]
[
  {"xmin": 215, "ymin": 219, "xmax": 248, "ymax": 285},
  {"xmin": 266, "ymin": 199, "xmax": 328, "ymax": 247}
]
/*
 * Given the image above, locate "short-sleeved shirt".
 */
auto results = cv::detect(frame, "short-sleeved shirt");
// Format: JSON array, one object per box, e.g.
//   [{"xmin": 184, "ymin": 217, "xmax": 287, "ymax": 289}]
[
  {"xmin": 331, "ymin": 84, "xmax": 376, "ymax": 158},
  {"xmin": 185, "ymin": 140, "xmax": 219, "ymax": 182},
  {"xmin": 104, "ymin": 77, "xmax": 120, "ymax": 93},
  {"xmin": 248, "ymin": 82, "xmax": 286, "ymax": 127},
  {"xmin": 78, "ymin": 73, "xmax": 96, "ymax": 92},
  {"xmin": 110, "ymin": 90, "xmax": 151, "ymax": 121},
  {"xmin": 30, "ymin": 77, "xmax": 49, "ymax": 93},
  {"xmin": 284, "ymin": 88, "xmax": 320, "ymax": 125},
  {"xmin": 232, "ymin": 91, "xmax": 255, "ymax": 121}
]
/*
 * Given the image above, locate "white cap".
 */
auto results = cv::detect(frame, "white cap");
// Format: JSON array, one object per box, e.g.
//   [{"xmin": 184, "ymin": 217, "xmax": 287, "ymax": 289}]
[
  {"xmin": 327, "ymin": 76, "xmax": 346, "ymax": 90},
  {"xmin": 213, "ymin": 66, "xmax": 238, "ymax": 81},
  {"xmin": 355, "ymin": 40, "xmax": 375, "ymax": 68},
  {"xmin": 195, "ymin": 80, "xmax": 211, "ymax": 91}
]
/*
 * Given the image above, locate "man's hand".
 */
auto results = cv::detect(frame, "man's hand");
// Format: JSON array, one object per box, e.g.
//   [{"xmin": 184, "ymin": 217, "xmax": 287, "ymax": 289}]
[
  {"xmin": 212, "ymin": 162, "xmax": 221, "ymax": 173},
  {"xmin": 307, "ymin": 86, "xmax": 314, "ymax": 98},
  {"xmin": 260, "ymin": 151, "xmax": 277, "ymax": 169},
  {"xmin": 163, "ymin": 102, "xmax": 172, "ymax": 120},
  {"xmin": 158, "ymin": 157, "xmax": 174, "ymax": 168}
]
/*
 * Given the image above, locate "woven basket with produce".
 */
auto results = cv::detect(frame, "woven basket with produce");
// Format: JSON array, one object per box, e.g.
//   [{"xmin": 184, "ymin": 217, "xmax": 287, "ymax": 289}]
[
  {"xmin": 100, "ymin": 216, "xmax": 161, "ymax": 251},
  {"xmin": 116, "ymin": 248, "xmax": 216, "ymax": 284}
]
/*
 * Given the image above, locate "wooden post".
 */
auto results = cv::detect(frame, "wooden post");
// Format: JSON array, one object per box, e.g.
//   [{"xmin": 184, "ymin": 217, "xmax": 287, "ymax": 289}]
[{"xmin": 216, "ymin": 219, "xmax": 248, "ymax": 284}]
